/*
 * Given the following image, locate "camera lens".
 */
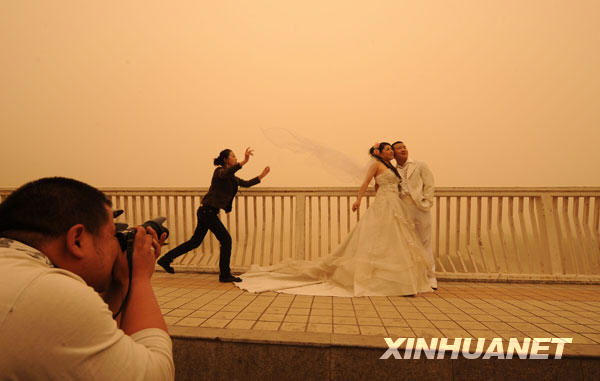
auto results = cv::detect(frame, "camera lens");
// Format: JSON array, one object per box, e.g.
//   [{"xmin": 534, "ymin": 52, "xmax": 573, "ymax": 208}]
[{"xmin": 142, "ymin": 217, "xmax": 169, "ymax": 240}]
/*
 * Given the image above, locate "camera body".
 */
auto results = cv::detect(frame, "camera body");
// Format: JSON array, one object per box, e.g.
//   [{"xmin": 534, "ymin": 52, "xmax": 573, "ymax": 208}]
[
  {"xmin": 111, "ymin": 216, "xmax": 169, "ymax": 319},
  {"xmin": 115, "ymin": 217, "xmax": 170, "ymax": 255}
]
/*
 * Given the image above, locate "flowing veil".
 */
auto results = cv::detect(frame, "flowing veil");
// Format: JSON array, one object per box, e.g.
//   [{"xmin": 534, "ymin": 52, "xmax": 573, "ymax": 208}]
[{"xmin": 260, "ymin": 128, "xmax": 373, "ymax": 186}]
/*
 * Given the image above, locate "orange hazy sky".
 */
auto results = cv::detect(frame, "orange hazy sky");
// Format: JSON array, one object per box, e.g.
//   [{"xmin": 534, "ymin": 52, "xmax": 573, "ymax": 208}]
[{"xmin": 1, "ymin": 1, "xmax": 599, "ymax": 188}]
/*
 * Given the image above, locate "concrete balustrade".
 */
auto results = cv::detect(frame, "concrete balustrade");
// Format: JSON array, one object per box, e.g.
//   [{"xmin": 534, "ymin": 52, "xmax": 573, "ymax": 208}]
[{"xmin": 2, "ymin": 187, "xmax": 599, "ymax": 282}]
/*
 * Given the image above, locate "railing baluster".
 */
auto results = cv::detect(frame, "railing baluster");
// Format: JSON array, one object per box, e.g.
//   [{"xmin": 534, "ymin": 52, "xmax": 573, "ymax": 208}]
[
  {"xmin": 454, "ymin": 196, "xmax": 469, "ymax": 273},
  {"xmin": 242, "ymin": 196, "xmax": 249, "ymax": 265},
  {"xmin": 294, "ymin": 194, "xmax": 306, "ymax": 261},
  {"xmin": 261, "ymin": 196, "xmax": 266, "ymax": 265},
  {"xmin": 234, "ymin": 196, "xmax": 240, "ymax": 263},
  {"xmin": 497, "ymin": 197, "xmax": 510, "ymax": 273},
  {"xmin": 167, "ymin": 195, "xmax": 177, "ymax": 264},
  {"xmin": 346, "ymin": 197, "xmax": 351, "ymax": 234},
  {"xmin": 185, "ymin": 196, "xmax": 197, "ymax": 267},
  {"xmin": 289, "ymin": 196, "xmax": 294, "ymax": 259},
  {"xmin": 583, "ymin": 197, "xmax": 600, "ymax": 272},
  {"xmin": 561, "ymin": 196, "xmax": 576, "ymax": 273},
  {"xmin": 172, "ymin": 195, "xmax": 180, "ymax": 263},
  {"xmin": 435, "ymin": 195, "xmax": 445, "ymax": 272},
  {"xmin": 336, "ymin": 196, "xmax": 341, "ymax": 244},
  {"xmin": 318, "ymin": 196, "xmax": 322, "ymax": 258},
  {"xmin": 279, "ymin": 196, "xmax": 284, "ymax": 262},
  {"xmin": 594, "ymin": 196, "xmax": 600, "ymax": 242},
  {"xmin": 530, "ymin": 196, "xmax": 547, "ymax": 274},
  {"xmin": 164, "ymin": 195, "xmax": 172, "ymax": 255},
  {"xmin": 157, "ymin": 195, "xmax": 163, "ymax": 247},
  {"xmin": 270, "ymin": 196, "xmax": 275, "ymax": 265},
  {"xmin": 454, "ymin": 196, "xmax": 462, "ymax": 269},
  {"xmin": 507, "ymin": 197, "xmax": 523, "ymax": 274},
  {"xmin": 179, "ymin": 196, "xmax": 193, "ymax": 267},
  {"xmin": 131, "ymin": 195, "xmax": 138, "ymax": 226},
  {"xmin": 225, "ymin": 198, "xmax": 232, "ymax": 267},
  {"xmin": 518, "ymin": 197, "xmax": 533, "ymax": 274},
  {"xmin": 486, "ymin": 196, "xmax": 500, "ymax": 272},
  {"xmin": 572, "ymin": 196, "xmax": 590, "ymax": 275},
  {"xmin": 592, "ymin": 197, "xmax": 600, "ymax": 272},
  {"xmin": 553, "ymin": 195, "xmax": 568, "ymax": 275},
  {"xmin": 327, "ymin": 196, "xmax": 332, "ymax": 254},
  {"xmin": 308, "ymin": 196, "xmax": 313, "ymax": 260},
  {"xmin": 464, "ymin": 196, "xmax": 480, "ymax": 273},
  {"xmin": 250, "ymin": 196, "xmax": 257, "ymax": 264},
  {"xmin": 475, "ymin": 196, "xmax": 489, "ymax": 273},
  {"xmin": 445, "ymin": 196, "xmax": 457, "ymax": 272},
  {"xmin": 181, "ymin": 195, "xmax": 190, "ymax": 261}
]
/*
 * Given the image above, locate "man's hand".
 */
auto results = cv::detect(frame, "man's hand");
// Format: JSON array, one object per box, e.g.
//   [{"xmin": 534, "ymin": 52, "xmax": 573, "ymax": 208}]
[
  {"xmin": 131, "ymin": 227, "xmax": 159, "ymax": 280},
  {"xmin": 259, "ymin": 166, "xmax": 270, "ymax": 179},
  {"xmin": 145, "ymin": 226, "xmax": 167, "ymax": 259},
  {"xmin": 419, "ymin": 198, "xmax": 433, "ymax": 211},
  {"xmin": 119, "ymin": 226, "xmax": 169, "ymax": 335}
]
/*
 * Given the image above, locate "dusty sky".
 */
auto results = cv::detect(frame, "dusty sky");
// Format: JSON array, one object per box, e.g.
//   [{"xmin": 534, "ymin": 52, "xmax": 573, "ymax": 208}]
[{"xmin": 1, "ymin": 1, "xmax": 599, "ymax": 188}]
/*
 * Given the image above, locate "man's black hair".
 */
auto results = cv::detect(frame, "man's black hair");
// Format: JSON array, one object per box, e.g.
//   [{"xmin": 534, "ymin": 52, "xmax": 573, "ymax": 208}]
[
  {"xmin": 0, "ymin": 177, "xmax": 112, "ymax": 247},
  {"xmin": 392, "ymin": 141, "xmax": 404, "ymax": 148}
]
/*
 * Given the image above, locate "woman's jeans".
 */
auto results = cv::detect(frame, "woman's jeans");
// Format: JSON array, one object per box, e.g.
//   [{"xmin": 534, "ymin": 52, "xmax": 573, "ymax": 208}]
[{"xmin": 161, "ymin": 205, "xmax": 233, "ymax": 276}]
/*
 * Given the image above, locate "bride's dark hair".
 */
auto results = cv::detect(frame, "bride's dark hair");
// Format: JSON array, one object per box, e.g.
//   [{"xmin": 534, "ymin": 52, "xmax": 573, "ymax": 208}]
[{"xmin": 369, "ymin": 142, "xmax": 401, "ymax": 180}]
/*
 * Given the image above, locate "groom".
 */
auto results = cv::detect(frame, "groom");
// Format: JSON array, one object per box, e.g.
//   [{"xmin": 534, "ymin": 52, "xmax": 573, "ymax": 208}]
[{"xmin": 392, "ymin": 141, "xmax": 438, "ymax": 290}]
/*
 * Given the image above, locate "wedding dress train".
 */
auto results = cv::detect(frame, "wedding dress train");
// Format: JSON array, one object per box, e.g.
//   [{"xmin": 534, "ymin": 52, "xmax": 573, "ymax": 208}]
[{"xmin": 236, "ymin": 170, "xmax": 434, "ymax": 296}]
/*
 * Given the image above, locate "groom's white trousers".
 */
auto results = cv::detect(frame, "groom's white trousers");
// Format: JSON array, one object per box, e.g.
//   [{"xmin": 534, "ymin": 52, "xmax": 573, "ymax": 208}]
[{"xmin": 401, "ymin": 195, "xmax": 437, "ymax": 288}]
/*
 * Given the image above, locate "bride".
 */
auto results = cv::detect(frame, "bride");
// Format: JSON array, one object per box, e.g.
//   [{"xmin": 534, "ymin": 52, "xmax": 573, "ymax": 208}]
[{"xmin": 237, "ymin": 142, "xmax": 434, "ymax": 297}]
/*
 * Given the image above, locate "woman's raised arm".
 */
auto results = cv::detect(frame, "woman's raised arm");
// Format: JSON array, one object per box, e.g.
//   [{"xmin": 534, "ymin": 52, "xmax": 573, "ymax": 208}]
[{"xmin": 352, "ymin": 161, "xmax": 379, "ymax": 212}]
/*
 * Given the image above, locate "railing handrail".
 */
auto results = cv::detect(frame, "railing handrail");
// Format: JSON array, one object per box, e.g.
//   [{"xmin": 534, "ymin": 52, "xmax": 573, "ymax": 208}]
[{"xmin": 0, "ymin": 186, "xmax": 600, "ymax": 196}]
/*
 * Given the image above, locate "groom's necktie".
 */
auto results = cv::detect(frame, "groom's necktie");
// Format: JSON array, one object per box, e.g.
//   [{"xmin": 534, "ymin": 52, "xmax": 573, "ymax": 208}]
[
  {"xmin": 398, "ymin": 164, "xmax": 411, "ymax": 195},
  {"xmin": 397, "ymin": 165, "xmax": 403, "ymax": 193}
]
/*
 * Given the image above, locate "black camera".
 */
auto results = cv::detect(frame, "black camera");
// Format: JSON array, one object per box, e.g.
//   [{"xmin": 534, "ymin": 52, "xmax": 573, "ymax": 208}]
[
  {"xmin": 112, "ymin": 214, "xmax": 170, "ymax": 319},
  {"xmin": 115, "ymin": 217, "xmax": 170, "ymax": 255}
]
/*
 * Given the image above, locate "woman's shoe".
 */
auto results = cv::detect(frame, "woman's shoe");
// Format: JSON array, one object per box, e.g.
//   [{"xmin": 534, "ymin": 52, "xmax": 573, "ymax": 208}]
[
  {"xmin": 219, "ymin": 274, "xmax": 242, "ymax": 282},
  {"xmin": 157, "ymin": 256, "xmax": 175, "ymax": 274}
]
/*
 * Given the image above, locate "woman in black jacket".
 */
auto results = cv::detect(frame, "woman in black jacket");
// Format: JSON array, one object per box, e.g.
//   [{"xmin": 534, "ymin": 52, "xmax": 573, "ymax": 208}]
[{"xmin": 158, "ymin": 148, "xmax": 270, "ymax": 282}]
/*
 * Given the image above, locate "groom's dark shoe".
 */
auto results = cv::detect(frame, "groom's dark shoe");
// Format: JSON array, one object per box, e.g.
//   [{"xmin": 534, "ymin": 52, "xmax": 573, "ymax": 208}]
[
  {"xmin": 157, "ymin": 256, "xmax": 175, "ymax": 274},
  {"xmin": 219, "ymin": 274, "xmax": 242, "ymax": 283}
]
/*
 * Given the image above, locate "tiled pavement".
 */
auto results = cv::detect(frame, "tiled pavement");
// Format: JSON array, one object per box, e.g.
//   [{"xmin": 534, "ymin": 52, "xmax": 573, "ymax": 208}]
[{"xmin": 154, "ymin": 272, "xmax": 600, "ymax": 356}]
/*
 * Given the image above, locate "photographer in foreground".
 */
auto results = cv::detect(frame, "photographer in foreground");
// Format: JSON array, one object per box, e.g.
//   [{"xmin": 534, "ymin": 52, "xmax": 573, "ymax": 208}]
[{"xmin": 0, "ymin": 177, "xmax": 174, "ymax": 380}]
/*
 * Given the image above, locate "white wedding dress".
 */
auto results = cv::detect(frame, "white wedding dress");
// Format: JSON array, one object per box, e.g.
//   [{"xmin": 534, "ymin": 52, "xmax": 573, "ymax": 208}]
[{"xmin": 236, "ymin": 169, "xmax": 434, "ymax": 296}]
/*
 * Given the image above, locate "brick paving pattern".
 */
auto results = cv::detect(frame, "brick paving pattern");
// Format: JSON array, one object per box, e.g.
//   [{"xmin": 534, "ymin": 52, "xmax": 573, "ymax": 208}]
[{"xmin": 153, "ymin": 273, "xmax": 600, "ymax": 346}]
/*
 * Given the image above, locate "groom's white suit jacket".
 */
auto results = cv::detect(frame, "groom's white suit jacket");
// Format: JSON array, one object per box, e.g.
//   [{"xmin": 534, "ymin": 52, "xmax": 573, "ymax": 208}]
[{"xmin": 398, "ymin": 158, "xmax": 435, "ymax": 211}]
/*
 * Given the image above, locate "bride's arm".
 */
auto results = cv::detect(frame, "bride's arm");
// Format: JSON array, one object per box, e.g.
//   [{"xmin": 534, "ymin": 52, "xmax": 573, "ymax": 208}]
[{"xmin": 352, "ymin": 162, "xmax": 379, "ymax": 212}]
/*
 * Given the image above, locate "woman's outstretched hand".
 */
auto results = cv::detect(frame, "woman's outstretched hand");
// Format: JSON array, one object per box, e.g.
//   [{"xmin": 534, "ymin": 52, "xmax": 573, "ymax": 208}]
[
  {"xmin": 259, "ymin": 166, "xmax": 270, "ymax": 179},
  {"xmin": 241, "ymin": 147, "xmax": 254, "ymax": 166},
  {"xmin": 352, "ymin": 200, "xmax": 361, "ymax": 212}
]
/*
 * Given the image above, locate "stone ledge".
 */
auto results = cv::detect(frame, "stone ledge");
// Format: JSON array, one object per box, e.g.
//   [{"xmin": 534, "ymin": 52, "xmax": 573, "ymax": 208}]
[
  {"xmin": 171, "ymin": 336, "xmax": 600, "ymax": 381},
  {"xmin": 169, "ymin": 325, "xmax": 600, "ymax": 359}
]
